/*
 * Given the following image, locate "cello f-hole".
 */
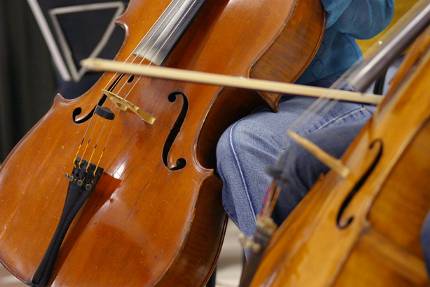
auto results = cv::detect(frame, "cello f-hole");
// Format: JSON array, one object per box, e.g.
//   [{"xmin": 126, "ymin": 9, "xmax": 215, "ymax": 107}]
[
  {"xmin": 72, "ymin": 95, "xmax": 107, "ymax": 124},
  {"xmin": 336, "ymin": 139, "xmax": 384, "ymax": 229},
  {"xmin": 72, "ymin": 74, "xmax": 125, "ymax": 124},
  {"xmin": 163, "ymin": 92, "xmax": 188, "ymax": 171}
]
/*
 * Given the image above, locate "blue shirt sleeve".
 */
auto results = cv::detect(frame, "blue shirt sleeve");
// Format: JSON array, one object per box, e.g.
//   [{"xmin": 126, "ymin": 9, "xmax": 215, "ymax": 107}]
[
  {"xmin": 322, "ymin": 0, "xmax": 394, "ymax": 39},
  {"xmin": 297, "ymin": 0, "xmax": 394, "ymax": 85}
]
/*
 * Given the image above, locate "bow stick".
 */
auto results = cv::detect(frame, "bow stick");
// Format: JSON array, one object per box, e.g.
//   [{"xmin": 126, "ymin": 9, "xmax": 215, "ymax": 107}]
[{"xmin": 81, "ymin": 58, "xmax": 382, "ymax": 105}]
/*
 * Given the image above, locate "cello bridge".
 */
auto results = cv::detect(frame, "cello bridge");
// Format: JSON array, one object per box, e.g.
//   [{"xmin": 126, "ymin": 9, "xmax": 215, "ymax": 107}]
[{"xmin": 102, "ymin": 89, "xmax": 156, "ymax": 125}]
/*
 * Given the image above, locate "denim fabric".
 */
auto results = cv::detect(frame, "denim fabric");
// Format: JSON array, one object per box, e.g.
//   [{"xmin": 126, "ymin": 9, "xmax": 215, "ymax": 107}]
[
  {"xmin": 216, "ymin": 0, "xmax": 393, "ymax": 237},
  {"xmin": 297, "ymin": 0, "xmax": 393, "ymax": 84},
  {"xmin": 422, "ymin": 213, "xmax": 430, "ymax": 276},
  {"xmin": 272, "ymin": 120, "xmax": 367, "ymax": 224},
  {"xmin": 216, "ymin": 76, "xmax": 374, "ymax": 235}
]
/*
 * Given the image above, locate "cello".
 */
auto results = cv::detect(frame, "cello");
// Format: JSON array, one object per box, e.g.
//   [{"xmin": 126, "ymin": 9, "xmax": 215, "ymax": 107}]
[
  {"xmin": 248, "ymin": 2, "xmax": 430, "ymax": 286},
  {"xmin": 0, "ymin": 0, "xmax": 324, "ymax": 286}
]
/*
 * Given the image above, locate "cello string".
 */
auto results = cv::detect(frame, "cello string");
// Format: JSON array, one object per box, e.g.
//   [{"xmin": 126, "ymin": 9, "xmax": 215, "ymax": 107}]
[
  {"xmin": 73, "ymin": 116, "xmax": 100, "ymax": 165},
  {"xmin": 86, "ymin": 116, "xmax": 110, "ymax": 172},
  {"xmin": 106, "ymin": 0, "xmax": 186, "ymax": 96},
  {"xmin": 93, "ymin": 0, "xmax": 210, "ymax": 175},
  {"xmin": 102, "ymin": 0, "xmax": 183, "ymax": 91},
  {"xmin": 75, "ymin": 0, "xmax": 185, "ymax": 166},
  {"xmin": 77, "ymin": 0, "xmax": 184, "ymax": 157},
  {"xmin": 99, "ymin": 0, "xmax": 192, "ymax": 122},
  {"xmin": 96, "ymin": 0, "xmax": 338, "ymax": 174},
  {"xmin": 120, "ymin": 0, "xmax": 198, "ymax": 100},
  {"xmin": 88, "ymin": 1, "xmax": 196, "ymax": 172},
  {"xmin": 108, "ymin": 0, "xmax": 196, "ymax": 111}
]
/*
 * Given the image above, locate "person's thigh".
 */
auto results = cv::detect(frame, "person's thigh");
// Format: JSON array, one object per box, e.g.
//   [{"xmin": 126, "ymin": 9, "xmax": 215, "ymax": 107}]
[
  {"xmin": 217, "ymin": 96, "xmax": 373, "ymax": 235},
  {"xmin": 216, "ymin": 97, "xmax": 316, "ymax": 235},
  {"xmin": 272, "ymin": 118, "xmax": 369, "ymax": 223}
]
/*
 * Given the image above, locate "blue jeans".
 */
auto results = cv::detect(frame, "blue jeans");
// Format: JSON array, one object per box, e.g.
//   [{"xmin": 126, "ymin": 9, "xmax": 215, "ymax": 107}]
[
  {"xmin": 271, "ymin": 119, "xmax": 368, "ymax": 224},
  {"xmin": 216, "ymin": 95, "xmax": 374, "ymax": 236}
]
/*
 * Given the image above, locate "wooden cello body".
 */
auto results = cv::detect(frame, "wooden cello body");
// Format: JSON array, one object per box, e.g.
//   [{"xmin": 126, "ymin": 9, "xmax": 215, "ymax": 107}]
[
  {"xmin": 0, "ymin": 0, "xmax": 323, "ymax": 286},
  {"xmin": 250, "ymin": 25, "xmax": 430, "ymax": 287}
]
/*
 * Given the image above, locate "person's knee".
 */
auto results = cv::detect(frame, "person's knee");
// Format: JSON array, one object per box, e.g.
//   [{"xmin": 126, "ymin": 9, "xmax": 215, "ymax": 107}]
[
  {"xmin": 270, "ymin": 142, "xmax": 309, "ymax": 221},
  {"xmin": 217, "ymin": 119, "xmax": 271, "ymax": 164},
  {"xmin": 216, "ymin": 127, "xmax": 232, "ymax": 170},
  {"xmin": 216, "ymin": 122, "xmax": 256, "ymax": 203},
  {"xmin": 216, "ymin": 123, "xmax": 248, "ymax": 169},
  {"xmin": 217, "ymin": 121, "xmax": 244, "ymax": 153},
  {"xmin": 217, "ymin": 119, "xmax": 278, "ymax": 221},
  {"xmin": 276, "ymin": 140, "xmax": 323, "ymax": 192}
]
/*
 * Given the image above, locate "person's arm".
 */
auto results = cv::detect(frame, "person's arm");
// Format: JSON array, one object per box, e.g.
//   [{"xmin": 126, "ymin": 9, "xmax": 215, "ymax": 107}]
[{"xmin": 322, "ymin": 0, "xmax": 394, "ymax": 39}]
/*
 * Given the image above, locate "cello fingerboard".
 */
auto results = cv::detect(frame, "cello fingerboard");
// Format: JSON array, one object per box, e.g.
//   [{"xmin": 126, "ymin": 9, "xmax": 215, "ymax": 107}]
[{"xmin": 134, "ymin": 0, "xmax": 206, "ymax": 65}]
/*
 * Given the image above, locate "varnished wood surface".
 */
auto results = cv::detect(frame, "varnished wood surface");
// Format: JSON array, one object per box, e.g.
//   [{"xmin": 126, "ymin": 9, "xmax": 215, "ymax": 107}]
[
  {"xmin": 0, "ymin": 0, "xmax": 324, "ymax": 286},
  {"xmin": 250, "ymin": 27, "xmax": 430, "ymax": 287},
  {"xmin": 0, "ymin": 222, "xmax": 243, "ymax": 287}
]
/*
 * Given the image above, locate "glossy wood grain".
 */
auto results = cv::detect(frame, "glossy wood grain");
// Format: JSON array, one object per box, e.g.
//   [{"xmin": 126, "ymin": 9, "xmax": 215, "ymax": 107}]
[
  {"xmin": 250, "ymin": 27, "xmax": 430, "ymax": 287},
  {"xmin": 0, "ymin": 0, "xmax": 324, "ymax": 286}
]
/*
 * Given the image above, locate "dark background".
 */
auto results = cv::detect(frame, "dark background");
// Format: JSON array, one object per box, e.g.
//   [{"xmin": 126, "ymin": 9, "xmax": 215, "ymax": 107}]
[
  {"xmin": 0, "ymin": 1, "xmax": 57, "ymax": 161},
  {"xmin": 0, "ymin": 0, "xmax": 127, "ymax": 161}
]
